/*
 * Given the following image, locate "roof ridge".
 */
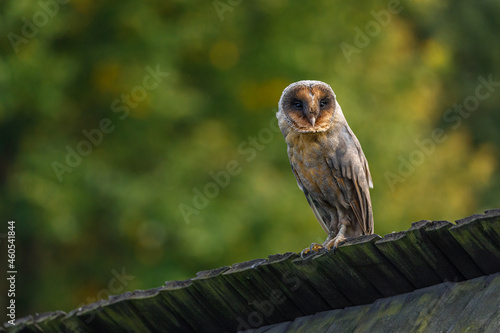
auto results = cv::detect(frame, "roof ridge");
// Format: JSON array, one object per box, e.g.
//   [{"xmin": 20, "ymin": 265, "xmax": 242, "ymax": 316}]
[{"xmin": 3, "ymin": 209, "xmax": 500, "ymax": 332}]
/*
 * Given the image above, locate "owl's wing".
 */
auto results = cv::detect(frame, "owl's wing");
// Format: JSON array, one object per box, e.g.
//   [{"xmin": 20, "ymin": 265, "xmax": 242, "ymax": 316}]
[
  {"xmin": 291, "ymin": 165, "xmax": 330, "ymax": 235},
  {"xmin": 326, "ymin": 125, "xmax": 373, "ymax": 235}
]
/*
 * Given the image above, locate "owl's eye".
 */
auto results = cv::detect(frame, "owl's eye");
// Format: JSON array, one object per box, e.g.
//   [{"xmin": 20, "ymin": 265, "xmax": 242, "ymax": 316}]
[
  {"xmin": 292, "ymin": 100, "xmax": 303, "ymax": 109},
  {"xmin": 319, "ymin": 99, "xmax": 328, "ymax": 108}
]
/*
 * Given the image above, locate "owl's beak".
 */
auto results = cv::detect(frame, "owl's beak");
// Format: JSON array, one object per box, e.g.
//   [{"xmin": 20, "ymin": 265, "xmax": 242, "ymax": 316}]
[{"xmin": 307, "ymin": 114, "xmax": 317, "ymax": 127}]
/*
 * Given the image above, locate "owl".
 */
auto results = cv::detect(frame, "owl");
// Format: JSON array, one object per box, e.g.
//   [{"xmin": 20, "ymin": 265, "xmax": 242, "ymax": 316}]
[{"xmin": 276, "ymin": 80, "xmax": 373, "ymax": 256}]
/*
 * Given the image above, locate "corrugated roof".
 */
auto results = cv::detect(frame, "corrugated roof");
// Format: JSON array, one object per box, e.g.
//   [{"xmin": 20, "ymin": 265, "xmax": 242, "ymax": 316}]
[{"xmin": 3, "ymin": 209, "xmax": 500, "ymax": 332}]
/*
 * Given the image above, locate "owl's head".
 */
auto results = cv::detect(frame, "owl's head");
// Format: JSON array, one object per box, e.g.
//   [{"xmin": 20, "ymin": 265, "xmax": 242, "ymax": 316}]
[{"xmin": 278, "ymin": 80, "xmax": 337, "ymax": 133}]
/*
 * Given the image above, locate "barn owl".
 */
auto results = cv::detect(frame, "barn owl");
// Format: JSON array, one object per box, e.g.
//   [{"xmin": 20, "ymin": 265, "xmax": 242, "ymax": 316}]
[{"xmin": 276, "ymin": 80, "xmax": 374, "ymax": 256}]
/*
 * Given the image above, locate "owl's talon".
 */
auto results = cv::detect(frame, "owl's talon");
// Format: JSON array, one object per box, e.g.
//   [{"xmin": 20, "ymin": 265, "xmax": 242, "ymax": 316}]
[
  {"xmin": 310, "ymin": 243, "xmax": 324, "ymax": 252},
  {"xmin": 324, "ymin": 234, "xmax": 347, "ymax": 253},
  {"xmin": 326, "ymin": 241, "xmax": 345, "ymax": 253},
  {"xmin": 300, "ymin": 243, "xmax": 323, "ymax": 258}
]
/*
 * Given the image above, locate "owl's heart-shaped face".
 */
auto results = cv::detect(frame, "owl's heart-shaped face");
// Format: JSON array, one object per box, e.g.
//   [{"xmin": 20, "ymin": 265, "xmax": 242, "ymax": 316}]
[{"xmin": 279, "ymin": 81, "xmax": 337, "ymax": 133}]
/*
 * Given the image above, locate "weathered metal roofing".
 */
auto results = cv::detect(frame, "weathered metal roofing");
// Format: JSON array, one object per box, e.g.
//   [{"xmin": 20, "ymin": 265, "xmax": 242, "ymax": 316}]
[{"xmin": 3, "ymin": 209, "xmax": 500, "ymax": 332}]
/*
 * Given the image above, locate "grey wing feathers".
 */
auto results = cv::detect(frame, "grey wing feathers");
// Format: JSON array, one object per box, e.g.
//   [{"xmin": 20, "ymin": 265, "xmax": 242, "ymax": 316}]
[
  {"xmin": 329, "ymin": 126, "xmax": 373, "ymax": 234},
  {"xmin": 345, "ymin": 125, "xmax": 373, "ymax": 188}
]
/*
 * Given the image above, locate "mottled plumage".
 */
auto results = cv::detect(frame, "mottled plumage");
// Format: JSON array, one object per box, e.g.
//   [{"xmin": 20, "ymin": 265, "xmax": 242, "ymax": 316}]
[{"xmin": 277, "ymin": 80, "xmax": 373, "ymax": 254}]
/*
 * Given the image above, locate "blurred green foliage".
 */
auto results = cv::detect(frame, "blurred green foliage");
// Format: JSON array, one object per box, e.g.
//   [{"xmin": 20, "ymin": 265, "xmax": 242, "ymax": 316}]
[{"xmin": 1, "ymin": 0, "xmax": 499, "ymax": 317}]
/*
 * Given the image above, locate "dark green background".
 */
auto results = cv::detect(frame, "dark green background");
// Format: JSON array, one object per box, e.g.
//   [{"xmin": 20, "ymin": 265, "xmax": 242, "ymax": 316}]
[{"xmin": 1, "ymin": 0, "xmax": 499, "ymax": 317}]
